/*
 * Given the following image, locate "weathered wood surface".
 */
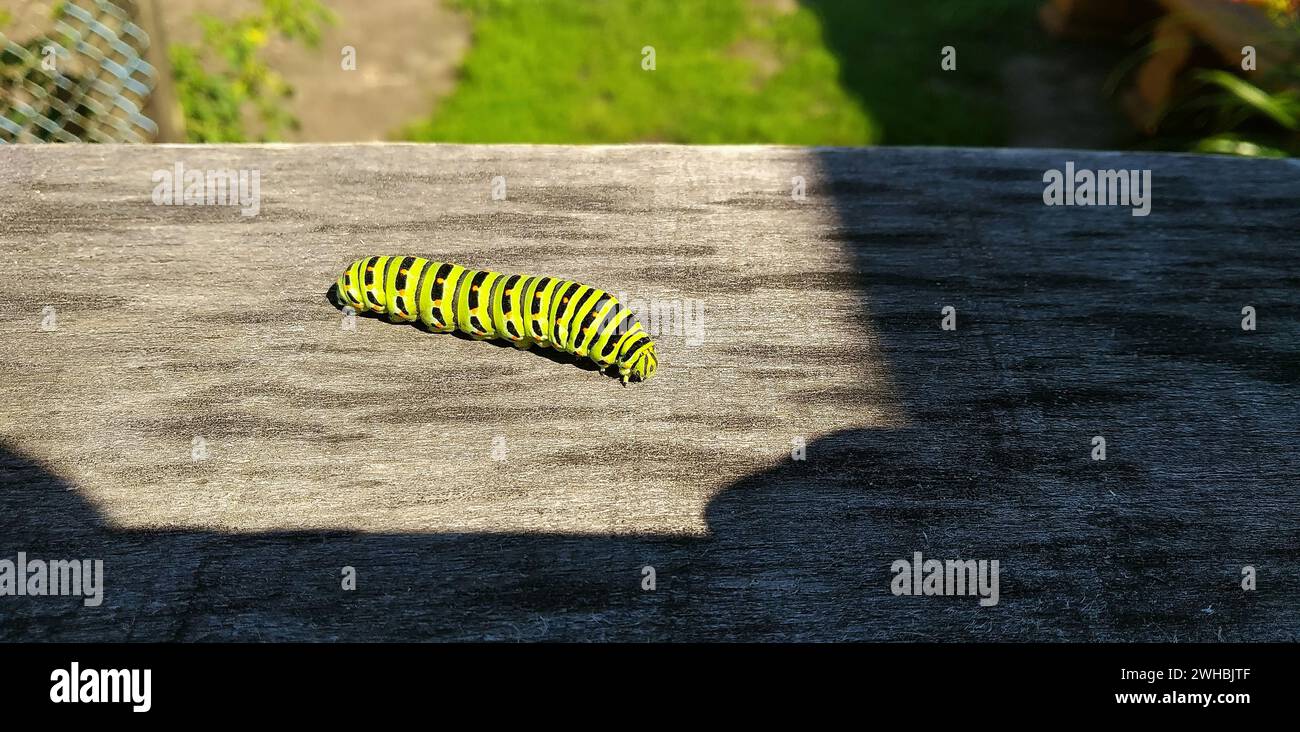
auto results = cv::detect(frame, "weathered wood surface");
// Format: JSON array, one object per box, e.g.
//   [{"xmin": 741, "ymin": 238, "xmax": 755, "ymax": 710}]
[{"xmin": 0, "ymin": 144, "xmax": 1296, "ymax": 641}]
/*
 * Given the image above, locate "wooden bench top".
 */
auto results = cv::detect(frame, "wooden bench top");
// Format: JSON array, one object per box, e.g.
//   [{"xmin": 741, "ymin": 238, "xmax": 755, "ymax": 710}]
[{"xmin": 1, "ymin": 144, "xmax": 1296, "ymax": 640}]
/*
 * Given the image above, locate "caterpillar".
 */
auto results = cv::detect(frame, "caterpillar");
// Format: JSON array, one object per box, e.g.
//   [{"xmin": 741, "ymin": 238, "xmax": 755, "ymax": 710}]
[{"xmin": 332, "ymin": 256, "xmax": 658, "ymax": 384}]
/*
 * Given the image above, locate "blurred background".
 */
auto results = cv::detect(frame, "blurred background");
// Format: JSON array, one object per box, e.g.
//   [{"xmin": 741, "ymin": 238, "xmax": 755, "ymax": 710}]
[{"xmin": 0, "ymin": 0, "xmax": 1296, "ymax": 155}]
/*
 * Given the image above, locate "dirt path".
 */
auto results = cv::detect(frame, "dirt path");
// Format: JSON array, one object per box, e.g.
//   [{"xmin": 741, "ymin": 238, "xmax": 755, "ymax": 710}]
[
  {"xmin": 1001, "ymin": 47, "xmax": 1128, "ymax": 149},
  {"xmin": 156, "ymin": 0, "xmax": 470, "ymax": 141}
]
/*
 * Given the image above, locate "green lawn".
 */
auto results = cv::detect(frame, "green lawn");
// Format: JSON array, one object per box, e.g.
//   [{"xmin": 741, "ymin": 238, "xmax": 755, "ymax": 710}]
[{"xmin": 403, "ymin": 0, "xmax": 1046, "ymax": 146}]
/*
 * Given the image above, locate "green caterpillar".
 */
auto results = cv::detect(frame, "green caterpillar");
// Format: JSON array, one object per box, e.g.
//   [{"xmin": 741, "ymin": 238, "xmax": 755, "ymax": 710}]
[{"xmin": 332, "ymin": 256, "xmax": 658, "ymax": 384}]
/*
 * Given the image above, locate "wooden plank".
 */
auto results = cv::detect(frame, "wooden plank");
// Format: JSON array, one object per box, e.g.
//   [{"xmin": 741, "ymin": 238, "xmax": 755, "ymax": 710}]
[
  {"xmin": 0, "ymin": 144, "xmax": 1297, "ymax": 641},
  {"xmin": 0, "ymin": 143, "xmax": 902, "ymax": 536}
]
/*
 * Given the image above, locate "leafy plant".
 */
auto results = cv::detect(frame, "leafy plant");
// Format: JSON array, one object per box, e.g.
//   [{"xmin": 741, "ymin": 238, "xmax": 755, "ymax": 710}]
[
  {"xmin": 1186, "ymin": 69, "xmax": 1299, "ymax": 157},
  {"xmin": 1157, "ymin": 6, "xmax": 1300, "ymax": 157},
  {"xmin": 170, "ymin": 0, "xmax": 335, "ymax": 142}
]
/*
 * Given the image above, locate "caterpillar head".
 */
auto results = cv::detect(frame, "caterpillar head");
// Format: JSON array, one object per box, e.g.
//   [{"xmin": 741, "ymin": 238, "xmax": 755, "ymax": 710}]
[
  {"xmin": 333, "ymin": 261, "xmax": 369, "ymax": 311},
  {"xmin": 622, "ymin": 342, "xmax": 658, "ymax": 384}
]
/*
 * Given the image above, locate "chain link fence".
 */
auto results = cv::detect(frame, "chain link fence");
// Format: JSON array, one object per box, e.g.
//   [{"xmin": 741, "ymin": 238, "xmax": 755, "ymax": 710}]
[{"xmin": 0, "ymin": 0, "xmax": 160, "ymax": 143}]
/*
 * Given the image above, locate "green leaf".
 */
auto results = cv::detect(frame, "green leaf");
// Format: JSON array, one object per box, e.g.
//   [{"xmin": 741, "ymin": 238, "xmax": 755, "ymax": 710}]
[
  {"xmin": 1192, "ymin": 69, "xmax": 1299, "ymax": 130},
  {"xmin": 1192, "ymin": 134, "xmax": 1289, "ymax": 158}
]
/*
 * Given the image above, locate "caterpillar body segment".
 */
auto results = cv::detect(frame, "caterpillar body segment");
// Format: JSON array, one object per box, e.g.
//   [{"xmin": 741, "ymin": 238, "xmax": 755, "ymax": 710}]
[{"xmin": 334, "ymin": 256, "xmax": 658, "ymax": 383}]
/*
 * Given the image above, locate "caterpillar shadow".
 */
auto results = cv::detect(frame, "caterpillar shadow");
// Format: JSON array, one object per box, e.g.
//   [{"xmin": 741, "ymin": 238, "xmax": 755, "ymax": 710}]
[{"xmin": 323, "ymin": 284, "xmax": 622, "ymax": 381}]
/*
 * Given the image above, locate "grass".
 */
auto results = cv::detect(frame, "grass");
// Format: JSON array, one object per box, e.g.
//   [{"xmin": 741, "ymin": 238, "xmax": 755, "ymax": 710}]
[
  {"xmin": 403, "ymin": 0, "xmax": 1046, "ymax": 146},
  {"xmin": 803, "ymin": 0, "xmax": 1048, "ymax": 146}
]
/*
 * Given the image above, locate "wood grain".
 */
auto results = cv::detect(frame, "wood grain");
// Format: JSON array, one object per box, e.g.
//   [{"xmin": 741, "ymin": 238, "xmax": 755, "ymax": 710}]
[{"xmin": 0, "ymin": 144, "xmax": 1296, "ymax": 641}]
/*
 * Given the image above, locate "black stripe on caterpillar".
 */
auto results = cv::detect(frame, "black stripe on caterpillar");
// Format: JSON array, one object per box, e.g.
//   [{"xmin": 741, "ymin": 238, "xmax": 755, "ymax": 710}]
[{"xmin": 332, "ymin": 256, "xmax": 658, "ymax": 384}]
